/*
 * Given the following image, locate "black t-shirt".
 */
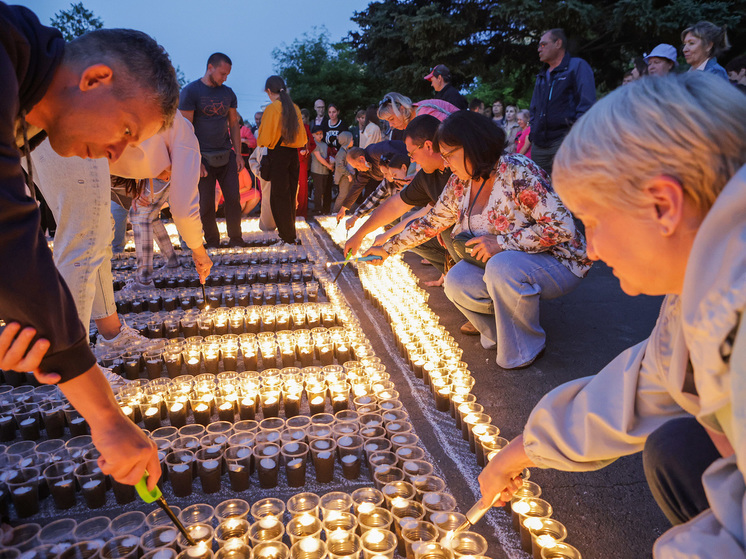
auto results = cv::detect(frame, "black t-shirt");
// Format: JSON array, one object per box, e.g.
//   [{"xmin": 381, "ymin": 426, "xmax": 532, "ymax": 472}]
[
  {"xmin": 179, "ymin": 79, "xmax": 237, "ymax": 151},
  {"xmin": 325, "ymin": 119, "xmax": 345, "ymax": 149},
  {"xmin": 399, "ymin": 168, "xmax": 452, "ymax": 207}
]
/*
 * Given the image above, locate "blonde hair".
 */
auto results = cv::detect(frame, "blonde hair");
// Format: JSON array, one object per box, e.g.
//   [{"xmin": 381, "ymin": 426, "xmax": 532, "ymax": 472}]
[
  {"xmin": 377, "ymin": 92, "xmax": 414, "ymax": 123},
  {"xmin": 553, "ymin": 72, "xmax": 746, "ymax": 215}
]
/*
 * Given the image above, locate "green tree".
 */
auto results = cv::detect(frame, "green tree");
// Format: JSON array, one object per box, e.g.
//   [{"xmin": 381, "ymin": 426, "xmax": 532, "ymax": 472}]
[
  {"xmin": 348, "ymin": 0, "xmax": 746, "ymax": 104},
  {"xmin": 272, "ymin": 28, "xmax": 387, "ymax": 124},
  {"xmin": 49, "ymin": 2, "xmax": 103, "ymax": 41}
]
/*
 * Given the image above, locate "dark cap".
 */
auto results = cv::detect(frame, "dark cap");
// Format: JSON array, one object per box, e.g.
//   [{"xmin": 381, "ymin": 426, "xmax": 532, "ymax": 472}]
[
  {"xmin": 311, "ymin": 125, "xmax": 324, "ymax": 134},
  {"xmin": 424, "ymin": 64, "xmax": 451, "ymax": 81}
]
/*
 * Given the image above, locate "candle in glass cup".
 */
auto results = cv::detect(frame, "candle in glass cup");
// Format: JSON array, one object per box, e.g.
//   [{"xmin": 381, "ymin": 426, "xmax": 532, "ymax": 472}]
[
  {"xmin": 361, "ymin": 528, "xmax": 397, "ymax": 559},
  {"xmin": 514, "ymin": 497, "xmax": 553, "ymax": 550},
  {"xmin": 528, "ymin": 517, "xmax": 569, "ymax": 559}
]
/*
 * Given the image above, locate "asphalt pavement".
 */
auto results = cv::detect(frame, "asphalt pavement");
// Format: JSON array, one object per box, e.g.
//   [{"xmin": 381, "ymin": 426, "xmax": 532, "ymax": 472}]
[{"xmin": 324, "ymin": 225, "xmax": 669, "ymax": 559}]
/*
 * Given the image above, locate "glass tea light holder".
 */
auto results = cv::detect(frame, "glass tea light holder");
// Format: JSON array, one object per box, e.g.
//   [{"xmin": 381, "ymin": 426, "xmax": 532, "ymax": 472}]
[
  {"xmin": 540, "ymin": 542, "xmax": 582, "ymax": 559},
  {"xmin": 326, "ymin": 531, "xmax": 361, "ymax": 559},
  {"xmin": 215, "ymin": 542, "xmax": 251, "ymax": 559},
  {"xmin": 287, "ymin": 492, "xmax": 321, "ymax": 518},
  {"xmin": 250, "ymin": 498, "xmax": 286, "ymax": 521},
  {"xmin": 251, "ymin": 542, "xmax": 289, "ymax": 559},
  {"xmin": 509, "ymin": 480, "xmax": 542, "ymax": 528},
  {"xmin": 528, "ymin": 517, "xmax": 569, "ymax": 559},
  {"xmin": 360, "ymin": 528, "xmax": 397, "ymax": 559},
  {"xmin": 421, "ymin": 492, "xmax": 457, "ymax": 523},
  {"xmin": 474, "ymin": 427, "xmax": 502, "ymax": 468},
  {"xmin": 289, "ymin": 537, "xmax": 327, "ymax": 559},
  {"xmin": 322, "ymin": 511, "xmax": 358, "ymax": 540},
  {"xmin": 224, "ymin": 446, "xmax": 252, "ymax": 492},
  {"xmin": 215, "ymin": 518, "xmax": 250, "ymax": 548},
  {"xmin": 443, "ymin": 531, "xmax": 488, "ymax": 558},
  {"xmin": 400, "ymin": 520, "xmax": 438, "ymax": 559},
  {"xmin": 281, "ymin": 442, "xmax": 310, "ymax": 489},
  {"xmin": 215, "ymin": 498, "xmax": 251, "ymax": 523},
  {"xmin": 410, "ymin": 542, "xmax": 453, "ymax": 559},
  {"xmin": 514, "ymin": 497, "xmax": 553, "ymax": 551},
  {"xmin": 248, "ymin": 516, "xmax": 285, "ymax": 547},
  {"xmin": 286, "ymin": 514, "xmax": 323, "ymax": 547},
  {"xmin": 351, "ymin": 487, "xmax": 385, "ymax": 515}
]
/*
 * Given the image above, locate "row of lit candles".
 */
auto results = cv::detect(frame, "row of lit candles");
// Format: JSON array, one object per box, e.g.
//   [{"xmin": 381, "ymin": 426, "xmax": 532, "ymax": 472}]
[{"xmin": 317, "ymin": 216, "xmax": 582, "ymax": 559}]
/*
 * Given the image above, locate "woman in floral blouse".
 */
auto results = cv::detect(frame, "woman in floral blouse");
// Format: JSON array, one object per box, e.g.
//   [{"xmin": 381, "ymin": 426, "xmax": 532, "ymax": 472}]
[{"xmin": 365, "ymin": 110, "xmax": 591, "ymax": 369}]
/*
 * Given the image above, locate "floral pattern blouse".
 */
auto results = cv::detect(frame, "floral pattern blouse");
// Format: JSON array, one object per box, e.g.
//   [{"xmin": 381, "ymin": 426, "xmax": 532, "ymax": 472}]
[{"xmin": 383, "ymin": 154, "xmax": 592, "ymax": 278}]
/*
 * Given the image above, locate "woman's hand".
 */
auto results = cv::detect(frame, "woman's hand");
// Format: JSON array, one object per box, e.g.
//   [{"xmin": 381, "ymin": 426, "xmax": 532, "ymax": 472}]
[
  {"xmin": 0, "ymin": 323, "xmax": 52, "ymax": 378},
  {"xmin": 478, "ymin": 435, "xmax": 535, "ymax": 507},
  {"xmin": 362, "ymin": 245, "xmax": 389, "ymax": 265},
  {"xmin": 466, "ymin": 235, "xmax": 502, "ymax": 263}
]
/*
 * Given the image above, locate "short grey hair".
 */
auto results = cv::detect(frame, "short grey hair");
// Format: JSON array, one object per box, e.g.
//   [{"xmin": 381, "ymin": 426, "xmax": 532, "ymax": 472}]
[
  {"xmin": 65, "ymin": 29, "xmax": 179, "ymax": 128},
  {"xmin": 553, "ymin": 72, "xmax": 746, "ymax": 214},
  {"xmin": 517, "ymin": 109, "xmax": 530, "ymax": 121}
]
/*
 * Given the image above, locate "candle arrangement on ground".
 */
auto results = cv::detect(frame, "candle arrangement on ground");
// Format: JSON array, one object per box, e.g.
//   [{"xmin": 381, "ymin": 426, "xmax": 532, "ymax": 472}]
[
  {"xmin": 316, "ymin": 216, "xmax": 584, "ymax": 558},
  {"xmin": 1, "ymin": 217, "xmax": 582, "ymax": 558}
]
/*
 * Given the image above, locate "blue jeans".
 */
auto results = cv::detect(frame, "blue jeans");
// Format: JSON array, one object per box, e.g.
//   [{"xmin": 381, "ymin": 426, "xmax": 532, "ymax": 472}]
[
  {"xmin": 111, "ymin": 201, "xmax": 128, "ymax": 253},
  {"xmin": 443, "ymin": 251, "xmax": 582, "ymax": 368},
  {"xmin": 30, "ymin": 140, "xmax": 117, "ymax": 325}
]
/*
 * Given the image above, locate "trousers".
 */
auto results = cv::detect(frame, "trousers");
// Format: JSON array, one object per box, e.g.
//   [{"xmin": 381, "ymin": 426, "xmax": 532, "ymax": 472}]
[
  {"xmin": 129, "ymin": 179, "xmax": 176, "ymax": 284},
  {"xmin": 30, "ymin": 140, "xmax": 117, "ymax": 325},
  {"xmin": 643, "ymin": 417, "xmax": 722, "ymax": 525},
  {"xmin": 444, "ymin": 250, "xmax": 582, "ymax": 368},
  {"xmin": 198, "ymin": 150, "xmax": 243, "ymax": 245},
  {"xmin": 268, "ymin": 146, "xmax": 300, "ymax": 243}
]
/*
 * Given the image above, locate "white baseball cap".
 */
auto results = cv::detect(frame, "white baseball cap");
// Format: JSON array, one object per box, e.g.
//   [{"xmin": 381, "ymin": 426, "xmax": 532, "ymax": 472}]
[{"xmin": 644, "ymin": 44, "xmax": 678, "ymax": 67}]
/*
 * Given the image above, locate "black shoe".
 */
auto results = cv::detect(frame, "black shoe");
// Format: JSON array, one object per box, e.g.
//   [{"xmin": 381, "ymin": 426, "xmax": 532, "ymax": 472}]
[
  {"xmin": 228, "ymin": 238, "xmax": 248, "ymax": 248},
  {"xmin": 205, "ymin": 241, "xmax": 220, "ymax": 249}
]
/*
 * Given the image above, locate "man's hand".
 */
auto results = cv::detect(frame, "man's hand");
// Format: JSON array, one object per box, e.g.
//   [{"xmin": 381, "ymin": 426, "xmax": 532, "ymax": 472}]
[
  {"xmin": 191, "ymin": 246, "xmax": 213, "ymax": 284},
  {"xmin": 200, "ymin": 163, "xmax": 208, "ymax": 178},
  {"xmin": 236, "ymin": 157, "xmax": 245, "ymax": 173},
  {"xmin": 0, "ymin": 323, "xmax": 52, "ymax": 378},
  {"xmin": 478, "ymin": 435, "xmax": 534, "ymax": 507},
  {"xmin": 465, "ymin": 235, "xmax": 502, "ymax": 263},
  {"xmin": 345, "ymin": 215, "xmax": 359, "ymax": 231},
  {"xmin": 344, "ymin": 233, "xmax": 363, "ymax": 259},
  {"xmin": 362, "ymin": 245, "xmax": 389, "ymax": 265},
  {"xmin": 336, "ymin": 208, "xmax": 347, "ymax": 223},
  {"xmin": 92, "ymin": 412, "xmax": 161, "ymax": 490}
]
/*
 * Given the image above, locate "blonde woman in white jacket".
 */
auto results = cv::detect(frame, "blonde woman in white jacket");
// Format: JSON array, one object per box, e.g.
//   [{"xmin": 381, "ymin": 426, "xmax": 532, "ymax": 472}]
[{"xmin": 478, "ymin": 72, "xmax": 746, "ymax": 558}]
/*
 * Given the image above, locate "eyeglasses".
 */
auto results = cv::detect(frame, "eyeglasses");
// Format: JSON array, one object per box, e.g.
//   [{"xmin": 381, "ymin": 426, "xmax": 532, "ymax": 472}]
[
  {"xmin": 407, "ymin": 143, "xmax": 424, "ymax": 159},
  {"xmin": 440, "ymin": 146, "xmax": 461, "ymax": 163}
]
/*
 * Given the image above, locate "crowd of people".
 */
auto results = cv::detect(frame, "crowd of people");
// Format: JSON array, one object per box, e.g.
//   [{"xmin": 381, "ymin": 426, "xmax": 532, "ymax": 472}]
[{"xmin": 1, "ymin": 2, "xmax": 746, "ymax": 556}]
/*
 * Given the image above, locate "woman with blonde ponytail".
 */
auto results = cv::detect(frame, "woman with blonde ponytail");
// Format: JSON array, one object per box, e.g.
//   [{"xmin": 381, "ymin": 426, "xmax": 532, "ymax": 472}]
[{"xmin": 257, "ymin": 75, "xmax": 307, "ymax": 244}]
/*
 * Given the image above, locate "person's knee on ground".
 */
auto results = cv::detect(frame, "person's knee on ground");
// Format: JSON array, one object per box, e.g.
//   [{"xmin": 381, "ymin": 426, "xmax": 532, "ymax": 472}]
[{"xmin": 643, "ymin": 417, "xmax": 721, "ymax": 526}]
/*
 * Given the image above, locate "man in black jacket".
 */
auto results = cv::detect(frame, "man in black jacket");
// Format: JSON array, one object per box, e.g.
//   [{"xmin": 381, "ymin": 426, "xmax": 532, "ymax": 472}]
[
  {"xmin": 529, "ymin": 29, "xmax": 596, "ymax": 175},
  {"xmin": 0, "ymin": 2, "xmax": 179, "ymax": 490},
  {"xmin": 425, "ymin": 64, "xmax": 468, "ymax": 110}
]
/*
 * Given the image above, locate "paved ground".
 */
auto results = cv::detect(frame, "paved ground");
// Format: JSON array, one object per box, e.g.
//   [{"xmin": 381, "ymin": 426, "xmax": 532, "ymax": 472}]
[{"xmin": 320, "ymin": 222, "xmax": 670, "ymax": 559}]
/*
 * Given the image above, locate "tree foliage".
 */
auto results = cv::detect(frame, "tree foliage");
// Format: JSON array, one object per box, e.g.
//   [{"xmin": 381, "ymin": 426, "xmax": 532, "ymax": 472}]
[
  {"xmin": 49, "ymin": 2, "xmax": 103, "ymax": 41},
  {"xmin": 347, "ymin": 0, "xmax": 746, "ymax": 106},
  {"xmin": 272, "ymin": 28, "xmax": 388, "ymax": 123}
]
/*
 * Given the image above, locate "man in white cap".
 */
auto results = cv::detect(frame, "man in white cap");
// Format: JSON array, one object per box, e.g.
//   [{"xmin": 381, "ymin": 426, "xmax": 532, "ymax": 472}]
[
  {"xmin": 424, "ymin": 64, "xmax": 467, "ymax": 110},
  {"xmin": 645, "ymin": 44, "xmax": 678, "ymax": 76}
]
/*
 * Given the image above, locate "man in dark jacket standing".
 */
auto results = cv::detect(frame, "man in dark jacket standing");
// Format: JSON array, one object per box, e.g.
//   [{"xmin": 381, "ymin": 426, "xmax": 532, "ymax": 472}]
[
  {"xmin": 529, "ymin": 29, "xmax": 596, "ymax": 174},
  {"xmin": 0, "ymin": 2, "xmax": 179, "ymax": 490},
  {"xmin": 425, "ymin": 64, "xmax": 468, "ymax": 110}
]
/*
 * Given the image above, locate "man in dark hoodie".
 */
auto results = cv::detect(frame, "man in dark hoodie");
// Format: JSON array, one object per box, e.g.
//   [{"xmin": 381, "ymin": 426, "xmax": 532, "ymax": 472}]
[{"xmin": 0, "ymin": 2, "xmax": 179, "ymax": 490}]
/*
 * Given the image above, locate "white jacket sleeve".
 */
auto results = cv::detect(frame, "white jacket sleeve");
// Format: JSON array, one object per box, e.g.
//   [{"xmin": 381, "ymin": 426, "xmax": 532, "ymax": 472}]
[
  {"xmin": 166, "ymin": 113, "xmax": 204, "ymax": 250},
  {"xmin": 524, "ymin": 296, "xmax": 693, "ymax": 470}
]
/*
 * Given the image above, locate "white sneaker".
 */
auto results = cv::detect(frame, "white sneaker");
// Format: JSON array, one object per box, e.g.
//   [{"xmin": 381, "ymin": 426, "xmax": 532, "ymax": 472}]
[
  {"xmin": 119, "ymin": 278, "xmax": 154, "ymax": 295},
  {"xmin": 96, "ymin": 319, "xmax": 149, "ymax": 355}
]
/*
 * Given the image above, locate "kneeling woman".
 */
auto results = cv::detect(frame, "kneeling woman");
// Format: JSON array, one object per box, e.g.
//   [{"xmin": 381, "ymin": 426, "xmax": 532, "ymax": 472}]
[{"xmin": 365, "ymin": 110, "xmax": 590, "ymax": 369}]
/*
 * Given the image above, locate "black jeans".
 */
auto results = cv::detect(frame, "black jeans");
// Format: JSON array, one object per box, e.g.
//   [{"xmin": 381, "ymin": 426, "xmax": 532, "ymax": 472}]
[
  {"xmin": 311, "ymin": 172, "xmax": 332, "ymax": 214},
  {"xmin": 268, "ymin": 146, "xmax": 300, "ymax": 243},
  {"xmin": 643, "ymin": 417, "xmax": 722, "ymax": 525},
  {"xmin": 198, "ymin": 151, "xmax": 243, "ymax": 246}
]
